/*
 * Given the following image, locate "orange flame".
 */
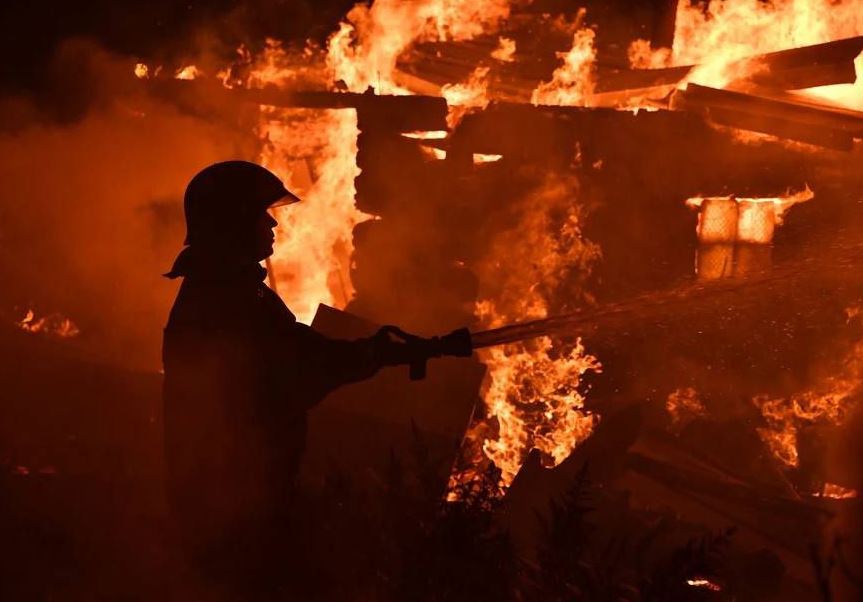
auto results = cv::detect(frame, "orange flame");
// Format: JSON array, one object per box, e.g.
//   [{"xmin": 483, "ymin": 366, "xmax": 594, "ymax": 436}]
[
  {"xmin": 629, "ymin": 0, "xmax": 863, "ymax": 109},
  {"xmin": 813, "ymin": 482, "xmax": 858, "ymax": 499},
  {"xmin": 532, "ymin": 18, "xmax": 597, "ymax": 107},
  {"xmin": 451, "ymin": 175, "xmax": 602, "ymax": 492},
  {"xmin": 666, "ymin": 387, "xmax": 707, "ymax": 431},
  {"xmin": 479, "ymin": 337, "xmax": 600, "ymax": 485},
  {"xmin": 327, "ymin": 0, "xmax": 510, "ymax": 94},
  {"xmin": 442, "ymin": 66, "xmax": 491, "ymax": 127},
  {"xmin": 16, "ymin": 309, "xmax": 80, "ymax": 339},
  {"xmin": 491, "ymin": 36, "xmax": 517, "ymax": 63},
  {"xmin": 754, "ymin": 327, "xmax": 863, "ymax": 468},
  {"xmin": 174, "ymin": 65, "xmax": 202, "ymax": 80}
]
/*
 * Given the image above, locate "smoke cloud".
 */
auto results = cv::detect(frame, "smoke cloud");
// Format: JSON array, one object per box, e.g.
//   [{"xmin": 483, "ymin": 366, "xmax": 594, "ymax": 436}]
[{"xmin": 0, "ymin": 39, "xmax": 257, "ymax": 370}]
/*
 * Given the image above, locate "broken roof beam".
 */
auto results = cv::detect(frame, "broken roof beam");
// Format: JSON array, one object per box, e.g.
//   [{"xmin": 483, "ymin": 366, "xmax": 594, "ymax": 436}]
[
  {"xmin": 672, "ymin": 83, "xmax": 863, "ymax": 150},
  {"xmin": 147, "ymin": 79, "xmax": 449, "ymax": 132},
  {"xmin": 746, "ymin": 35, "xmax": 863, "ymax": 90},
  {"xmin": 596, "ymin": 35, "xmax": 863, "ymax": 94}
]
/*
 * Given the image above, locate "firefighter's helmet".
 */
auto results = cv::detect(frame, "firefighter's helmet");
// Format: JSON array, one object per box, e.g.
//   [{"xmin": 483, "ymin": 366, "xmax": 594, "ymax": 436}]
[{"xmin": 182, "ymin": 161, "xmax": 299, "ymax": 246}]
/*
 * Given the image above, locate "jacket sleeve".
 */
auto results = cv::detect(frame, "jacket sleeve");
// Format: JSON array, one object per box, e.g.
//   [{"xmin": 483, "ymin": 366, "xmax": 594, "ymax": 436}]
[{"xmin": 290, "ymin": 323, "xmax": 383, "ymax": 404}]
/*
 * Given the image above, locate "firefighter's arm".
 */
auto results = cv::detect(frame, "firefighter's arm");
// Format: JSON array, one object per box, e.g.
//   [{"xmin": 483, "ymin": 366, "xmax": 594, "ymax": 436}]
[{"xmin": 292, "ymin": 323, "xmax": 472, "ymax": 396}]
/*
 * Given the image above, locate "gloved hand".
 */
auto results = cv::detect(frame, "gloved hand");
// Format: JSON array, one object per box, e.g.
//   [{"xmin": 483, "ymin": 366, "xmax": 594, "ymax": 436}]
[{"xmin": 373, "ymin": 325, "xmax": 473, "ymax": 380}]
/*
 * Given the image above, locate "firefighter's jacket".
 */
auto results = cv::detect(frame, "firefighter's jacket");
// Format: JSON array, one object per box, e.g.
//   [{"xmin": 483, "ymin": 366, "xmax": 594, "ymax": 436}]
[{"xmin": 162, "ymin": 259, "xmax": 380, "ymax": 552}]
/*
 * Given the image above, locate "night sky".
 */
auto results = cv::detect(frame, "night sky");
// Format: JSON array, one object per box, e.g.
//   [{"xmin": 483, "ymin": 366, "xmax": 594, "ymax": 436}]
[{"xmin": 0, "ymin": 0, "xmax": 356, "ymax": 93}]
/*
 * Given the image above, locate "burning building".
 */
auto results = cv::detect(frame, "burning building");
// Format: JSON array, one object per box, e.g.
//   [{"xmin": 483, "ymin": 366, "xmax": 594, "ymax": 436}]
[{"xmin": 2, "ymin": 0, "xmax": 863, "ymax": 600}]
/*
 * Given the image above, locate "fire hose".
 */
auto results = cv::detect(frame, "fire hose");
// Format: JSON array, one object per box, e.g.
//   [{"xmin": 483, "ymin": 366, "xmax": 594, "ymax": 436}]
[{"xmin": 382, "ymin": 239, "xmax": 863, "ymax": 380}]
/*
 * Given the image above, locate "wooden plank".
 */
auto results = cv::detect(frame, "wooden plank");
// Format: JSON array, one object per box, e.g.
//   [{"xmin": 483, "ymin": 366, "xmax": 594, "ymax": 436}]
[
  {"xmin": 671, "ymin": 83, "xmax": 863, "ymax": 150},
  {"xmin": 748, "ymin": 35, "xmax": 863, "ymax": 90},
  {"xmin": 706, "ymin": 107, "xmax": 854, "ymax": 151},
  {"xmin": 597, "ymin": 36, "xmax": 863, "ymax": 93},
  {"xmin": 147, "ymin": 79, "xmax": 449, "ymax": 131}
]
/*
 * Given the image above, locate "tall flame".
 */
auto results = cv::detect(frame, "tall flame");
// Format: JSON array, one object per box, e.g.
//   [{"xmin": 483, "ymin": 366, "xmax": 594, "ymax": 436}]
[
  {"xmin": 249, "ymin": 1, "xmax": 514, "ymax": 322},
  {"xmin": 250, "ymin": 44, "xmax": 371, "ymax": 323},
  {"xmin": 629, "ymin": 0, "xmax": 863, "ymax": 108},
  {"xmin": 532, "ymin": 16, "xmax": 597, "ymax": 107},
  {"xmin": 452, "ymin": 174, "xmax": 602, "ymax": 492},
  {"xmin": 327, "ymin": 0, "xmax": 510, "ymax": 94}
]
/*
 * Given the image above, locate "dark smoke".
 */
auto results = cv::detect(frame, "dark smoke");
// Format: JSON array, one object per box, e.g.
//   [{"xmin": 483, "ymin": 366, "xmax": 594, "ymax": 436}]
[{"xmin": 0, "ymin": 39, "xmax": 259, "ymax": 369}]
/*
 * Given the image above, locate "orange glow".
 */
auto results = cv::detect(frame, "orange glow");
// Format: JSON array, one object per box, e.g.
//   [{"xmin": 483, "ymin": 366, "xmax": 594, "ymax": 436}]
[
  {"xmin": 491, "ymin": 36, "xmax": 517, "ymax": 63},
  {"xmin": 687, "ymin": 578, "xmax": 722, "ymax": 592},
  {"xmin": 442, "ymin": 66, "xmax": 490, "ymax": 127},
  {"xmin": 814, "ymin": 483, "xmax": 858, "ymax": 499},
  {"xmin": 401, "ymin": 130, "xmax": 449, "ymax": 160},
  {"xmin": 16, "ymin": 309, "xmax": 80, "ymax": 339},
  {"xmin": 174, "ymin": 65, "xmax": 202, "ymax": 80},
  {"xmin": 473, "ymin": 153, "xmax": 502, "ymax": 164},
  {"xmin": 666, "ymin": 387, "xmax": 706, "ymax": 431},
  {"xmin": 401, "ymin": 130, "xmax": 448, "ymax": 140},
  {"xmin": 687, "ymin": 187, "xmax": 814, "ymax": 244},
  {"xmin": 134, "ymin": 63, "xmax": 149, "ymax": 79},
  {"xmin": 755, "ymin": 330, "xmax": 863, "ymax": 468}
]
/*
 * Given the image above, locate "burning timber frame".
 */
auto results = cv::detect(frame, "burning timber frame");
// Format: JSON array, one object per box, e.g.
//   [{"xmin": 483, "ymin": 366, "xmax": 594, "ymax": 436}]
[{"xmin": 147, "ymin": 35, "xmax": 863, "ymax": 153}]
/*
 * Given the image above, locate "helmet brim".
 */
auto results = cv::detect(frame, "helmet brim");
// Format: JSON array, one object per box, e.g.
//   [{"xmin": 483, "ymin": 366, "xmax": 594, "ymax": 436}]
[{"xmin": 269, "ymin": 189, "xmax": 302, "ymax": 208}]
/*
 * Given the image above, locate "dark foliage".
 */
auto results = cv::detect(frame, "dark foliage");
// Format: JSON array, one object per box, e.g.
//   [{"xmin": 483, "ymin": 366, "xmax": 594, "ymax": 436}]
[{"xmin": 526, "ymin": 465, "xmax": 739, "ymax": 602}]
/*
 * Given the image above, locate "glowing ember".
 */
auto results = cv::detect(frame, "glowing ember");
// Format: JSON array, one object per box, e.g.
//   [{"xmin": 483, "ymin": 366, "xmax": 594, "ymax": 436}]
[
  {"xmin": 666, "ymin": 387, "xmax": 707, "ymax": 431},
  {"xmin": 134, "ymin": 63, "xmax": 149, "ymax": 79},
  {"xmin": 813, "ymin": 483, "xmax": 859, "ymax": 499},
  {"xmin": 754, "ymin": 333, "xmax": 863, "ymax": 468},
  {"xmin": 402, "ymin": 131, "xmax": 449, "ymax": 160},
  {"xmin": 174, "ymin": 65, "xmax": 202, "ymax": 80},
  {"xmin": 687, "ymin": 578, "xmax": 722, "ymax": 592},
  {"xmin": 491, "ymin": 36, "xmax": 516, "ymax": 63},
  {"xmin": 401, "ymin": 130, "xmax": 448, "ymax": 140},
  {"xmin": 472, "ymin": 153, "xmax": 502, "ymax": 164},
  {"xmin": 532, "ymin": 13, "xmax": 597, "ymax": 107},
  {"xmin": 16, "ymin": 309, "xmax": 80, "ymax": 339}
]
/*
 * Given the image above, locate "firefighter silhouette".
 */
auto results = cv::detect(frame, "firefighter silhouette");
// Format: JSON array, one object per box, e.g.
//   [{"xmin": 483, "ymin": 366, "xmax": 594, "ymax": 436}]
[{"xmin": 162, "ymin": 161, "xmax": 470, "ymax": 591}]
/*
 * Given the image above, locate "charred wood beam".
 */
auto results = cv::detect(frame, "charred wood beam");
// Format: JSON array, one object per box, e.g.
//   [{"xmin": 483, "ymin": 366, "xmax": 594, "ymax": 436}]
[
  {"xmin": 146, "ymin": 79, "xmax": 449, "ymax": 132},
  {"xmin": 707, "ymin": 108, "xmax": 854, "ymax": 151},
  {"xmin": 596, "ymin": 65, "xmax": 693, "ymax": 93},
  {"xmin": 596, "ymin": 35, "xmax": 863, "ymax": 93},
  {"xmin": 747, "ymin": 35, "xmax": 863, "ymax": 90},
  {"xmin": 627, "ymin": 452, "xmax": 829, "ymax": 556},
  {"xmin": 671, "ymin": 83, "xmax": 863, "ymax": 150}
]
